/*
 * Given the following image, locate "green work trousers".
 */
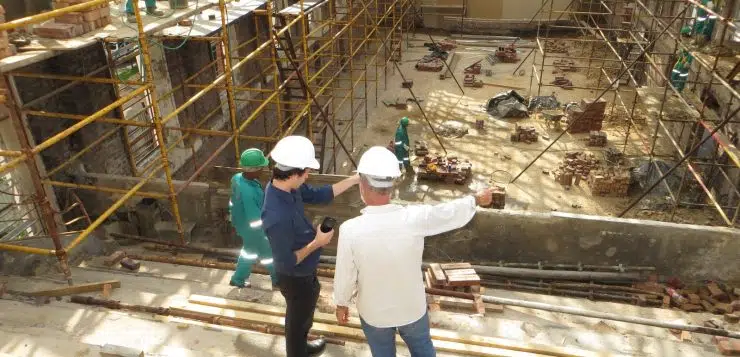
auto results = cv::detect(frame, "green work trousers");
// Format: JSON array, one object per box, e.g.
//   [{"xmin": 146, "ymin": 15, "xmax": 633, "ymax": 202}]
[
  {"xmin": 231, "ymin": 233, "xmax": 277, "ymax": 286},
  {"xmin": 126, "ymin": 0, "xmax": 157, "ymax": 14}
]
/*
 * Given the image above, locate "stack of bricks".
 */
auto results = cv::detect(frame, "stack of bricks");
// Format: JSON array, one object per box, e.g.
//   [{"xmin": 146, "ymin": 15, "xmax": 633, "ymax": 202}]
[
  {"xmin": 0, "ymin": 5, "xmax": 12, "ymax": 60},
  {"xmin": 425, "ymin": 262, "xmax": 485, "ymax": 315},
  {"xmin": 490, "ymin": 185, "xmax": 506, "ymax": 209},
  {"xmin": 588, "ymin": 131, "xmax": 608, "ymax": 147},
  {"xmin": 553, "ymin": 152, "xmax": 601, "ymax": 186},
  {"xmin": 34, "ymin": 0, "xmax": 111, "ymax": 39},
  {"xmin": 588, "ymin": 169, "xmax": 630, "ymax": 196},
  {"xmin": 565, "ymin": 98, "xmax": 607, "ymax": 134},
  {"xmin": 510, "ymin": 125, "xmax": 539, "ymax": 143}
]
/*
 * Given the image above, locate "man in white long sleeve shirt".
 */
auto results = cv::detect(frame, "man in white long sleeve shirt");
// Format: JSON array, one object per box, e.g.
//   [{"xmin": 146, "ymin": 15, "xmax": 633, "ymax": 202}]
[{"xmin": 332, "ymin": 146, "xmax": 492, "ymax": 356}]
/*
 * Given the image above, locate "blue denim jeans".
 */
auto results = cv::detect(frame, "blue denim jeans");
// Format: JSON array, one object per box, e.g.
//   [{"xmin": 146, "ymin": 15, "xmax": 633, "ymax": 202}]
[{"xmin": 360, "ymin": 312, "xmax": 436, "ymax": 357}]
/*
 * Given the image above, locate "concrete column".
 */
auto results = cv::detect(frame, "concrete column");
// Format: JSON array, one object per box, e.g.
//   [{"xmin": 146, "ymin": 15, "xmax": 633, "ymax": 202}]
[{"xmin": 146, "ymin": 42, "xmax": 183, "ymax": 146}]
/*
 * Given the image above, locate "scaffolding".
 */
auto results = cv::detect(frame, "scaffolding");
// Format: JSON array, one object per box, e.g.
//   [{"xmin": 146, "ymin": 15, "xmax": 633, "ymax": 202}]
[
  {"xmin": 0, "ymin": 0, "xmax": 413, "ymax": 283},
  {"xmin": 522, "ymin": 0, "xmax": 740, "ymax": 227}
]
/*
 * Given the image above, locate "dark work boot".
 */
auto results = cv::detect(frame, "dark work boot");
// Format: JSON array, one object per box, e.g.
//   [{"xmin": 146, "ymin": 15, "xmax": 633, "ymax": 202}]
[
  {"xmin": 146, "ymin": 7, "xmax": 166, "ymax": 17},
  {"xmin": 307, "ymin": 338, "xmax": 326, "ymax": 356}
]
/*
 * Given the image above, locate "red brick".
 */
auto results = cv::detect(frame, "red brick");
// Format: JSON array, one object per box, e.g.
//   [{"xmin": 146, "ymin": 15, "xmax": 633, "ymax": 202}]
[
  {"xmin": 104, "ymin": 250, "xmax": 126, "ymax": 267},
  {"xmin": 708, "ymin": 282, "xmax": 729, "ymax": 301},
  {"xmin": 716, "ymin": 303, "xmax": 734, "ymax": 314},
  {"xmin": 33, "ymin": 22, "xmax": 77, "ymax": 39},
  {"xmin": 82, "ymin": 9, "xmax": 101, "ymax": 22},
  {"xmin": 99, "ymin": 6, "xmax": 110, "ymax": 18},
  {"xmin": 56, "ymin": 12, "xmax": 84, "ymax": 24},
  {"xmin": 717, "ymin": 338, "xmax": 740, "ymax": 355}
]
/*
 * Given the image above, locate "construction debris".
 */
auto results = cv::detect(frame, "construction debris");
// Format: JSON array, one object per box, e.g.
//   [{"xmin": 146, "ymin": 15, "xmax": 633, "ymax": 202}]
[
  {"xmin": 495, "ymin": 44, "xmax": 519, "ymax": 62},
  {"xmin": 414, "ymin": 141, "xmax": 429, "ymax": 156},
  {"xmin": 426, "ymin": 263, "xmax": 484, "ymax": 314},
  {"xmin": 34, "ymin": 1, "xmax": 112, "ymax": 39},
  {"xmin": 464, "ymin": 60, "xmax": 482, "ymax": 74},
  {"xmin": 415, "ymin": 56, "xmax": 444, "ymax": 72},
  {"xmin": 589, "ymin": 168, "xmax": 631, "ymax": 196},
  {"xmin": 553, "ymin": 152, "xmax": 601, "ymax": 186},
  {"xmin": 550, "ymin": 76, "xmax": 574, "ymax": 89},
  {"xmin": 545, "ymin": 39, "xmax": 568, "ymax": 53},
  {"xmin": 402, "ymin": 80, "xmax": 413, "ymax": 88},
  {"xmin": 417, "ymin": 154, "xmax": 472, "ymax": 185},
  {"xmin": 120, "ymin": 257, "xmax": 141, "ymax": 271},
  {"xmin": 564, "ymin": 98, "xmax": 607, "ymax": 133},
  {"xmin": 436, "ymin": 39, "xmax": 458, "ymax": 51},
  {"xmin": 588, "ymin": 131, "xmax": 608, "ymax": 147},
  {"xmin": 485, "ymin": 53, "xmax": 496, "ymax": 65},
  {"xmin": 486, "ymin": 90, "xmax": 528, "ymax": 118},
  {"xmin": 510, "ymin": 125, "xmax": 539, "ymax": 143},
  {"xmin": 382, "ymin": 97, "xmax": 423, "ymax": 109},
  {"xmin": 553, "ymin": 58, "xmax": 577, "ymax": 72},
  {"xmin": 484, "ymin": 69, "xmax": 493, "ymax": 76},
  {"xmin": 475, "ymin": 119, "xmax": 485, "ymax": 130},
  {"xmin": 490, "ymin": 185, "xmax": 506, "ymax": 209},
  {"xmin": 604, "ymin": 147, "xmax": 624, "ymax": 165},
  {"xmin": 463, "ymin": 74, "xmax": 483, "ymax": 87},
  {"xmin": 436, "ymin": 121, "xmax": 469, "ymax": 138},
  {"xmin": 528, "ymin": 94, "xmax": 560, "ymax": 111}
]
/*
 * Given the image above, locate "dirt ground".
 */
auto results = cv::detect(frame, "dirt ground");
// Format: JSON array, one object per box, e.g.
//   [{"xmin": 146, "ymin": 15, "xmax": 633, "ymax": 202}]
[{"xmin": 338, "ymin": 34, "xmax": 724, "ymax": 226}]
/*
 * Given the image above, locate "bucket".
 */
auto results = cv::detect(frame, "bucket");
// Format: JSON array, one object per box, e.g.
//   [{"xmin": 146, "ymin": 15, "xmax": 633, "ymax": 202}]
[{"xmin": 169, "ymin": 0, "xmax": 189, "ymax": 9}]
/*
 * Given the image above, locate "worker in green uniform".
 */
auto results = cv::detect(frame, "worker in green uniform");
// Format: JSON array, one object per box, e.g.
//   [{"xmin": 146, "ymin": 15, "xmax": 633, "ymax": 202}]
[
  {"xmin": 126, "ymin": 0, "xmax": 165, "ymax": 23},
  {"xmin": 229, "ymin": 148, "xmax": 277, "ymax": 288},
  {"xmin": 681, "ymin": 0, "xmax": 717, "ymax": 43},
  {"xmin": 394, "ymin": 117, "xmax": 411, "ymax": 171},
  {"xmin": 670, "ymin": 50, "xmax": 693, "ymax": 92}
]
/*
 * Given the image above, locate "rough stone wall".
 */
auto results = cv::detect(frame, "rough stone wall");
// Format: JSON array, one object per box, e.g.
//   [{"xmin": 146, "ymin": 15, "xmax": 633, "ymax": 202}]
[{"xmin": 16, "ymin": 42, "xmax": 132, "ymax": 178}]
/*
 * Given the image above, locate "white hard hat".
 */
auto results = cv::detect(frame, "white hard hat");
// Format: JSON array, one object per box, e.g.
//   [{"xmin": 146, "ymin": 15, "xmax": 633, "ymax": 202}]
[
  {"xmin": 357, "ymin": 146, "xmax": 402, "ymax": 187},
  {"xmin": 271, "ymin": 136, "xmax": 320, "ymax": 170}
]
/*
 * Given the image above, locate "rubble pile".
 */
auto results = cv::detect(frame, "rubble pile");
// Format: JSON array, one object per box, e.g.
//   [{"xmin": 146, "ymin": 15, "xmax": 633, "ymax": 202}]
[
  {"xmin": 528, "ymin": 94, "xmax": 560, "ymax": 111},
  {"xmin": 491, "ymin": 185, "xmax": 506, "ymax": 209},
  {"xmin": 588, "ymin": 168, "xmax": 630, "ymax": 197},
  {"xmin": 588, "ymin": 131, "xmax": 608, "ymax": 147},
  {"xmin": 550, "ymin": 76, "xmax": 573, "ymax": 89},
  {"xmin": 553, "ymin": 152, "xmax": 601, "ymax": 186},
  {"xmin": 35, "ymin": 0, "xmax": 112, "ymax": 39},
  {"xmin": 553, "ymin": 58, "xmax": 577, "ymax": 72},
  {"xmin": 564, "ymin": 98, "xmax": 606, "ymax": 133},
  {"xmin": 545, "ymin": 39, "xmax": 568, "ymax": 53},
  {"xmin": 605, "ymin": 147, "xmax": 624, "ymax": 165},
  {"xmin": 510, "ymin": 125, "xmax": 539, "ymax": 143},
  {"xmin": 436, "ymin": 121, "xmax": 469, "ymax": 138}
]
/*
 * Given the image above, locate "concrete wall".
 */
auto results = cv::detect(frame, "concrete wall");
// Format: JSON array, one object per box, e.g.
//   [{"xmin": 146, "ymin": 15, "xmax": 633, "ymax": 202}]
[
  {"xmin": 83, "ymin": 172, "xmax": 740, "ymax": 283},
  {"xmin": 419, "ymin": 0, "xmax": 571, "ymax": 30}
]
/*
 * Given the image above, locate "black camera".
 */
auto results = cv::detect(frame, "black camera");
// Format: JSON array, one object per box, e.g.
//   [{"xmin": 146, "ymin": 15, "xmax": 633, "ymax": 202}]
[{"xmin": 319, "ymin": 216, "xmax": 337, "ymax": 233}]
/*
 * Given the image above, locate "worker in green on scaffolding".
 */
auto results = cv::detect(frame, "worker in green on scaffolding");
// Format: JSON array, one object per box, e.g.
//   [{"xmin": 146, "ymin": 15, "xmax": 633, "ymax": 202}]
[
  {"xmin": 681, "ymin": 0, "xmax": 717, "ymax": 44},
  {"xmin": 670, "ymin": 50, "xmax": 693, "ymax": 93},
  {"xmin": 125, "ymin": 0, "xmax": 165, "ymax": 23},
  {"xmin": 228, "ymin": 148, "xmax": 277, "ymax": 289}
]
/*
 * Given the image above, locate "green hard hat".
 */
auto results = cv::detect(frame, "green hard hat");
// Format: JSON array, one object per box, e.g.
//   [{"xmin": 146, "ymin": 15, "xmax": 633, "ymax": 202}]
[
  {"xmin": 240, "ymin": 148, "xmax": 269, "ymax": 168},
  {"xmin": 400, "ymin": 117, "xmax": 409, "ymax": 126}
]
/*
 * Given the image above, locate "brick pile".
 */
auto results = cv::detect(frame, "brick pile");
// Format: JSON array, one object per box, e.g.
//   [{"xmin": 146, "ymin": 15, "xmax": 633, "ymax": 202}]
[
  {"xmin": 565, "ymin": 98, "xmax": 607, "ymax": 134},
  {"xmin": 553, "ymin": 152, "xmax": 600, "ymax": 186},
  {"xmin": 588, "ymin": 168, "xmax": 630, "ymax": 196},
  {"xmin": 588, "ymin": 131, "xmax": 607, "ymax": 147},
  {"xmin": 510, "ymin": 125, "xmax": 539, "ymax": 143},
  {"xmin": 491, "ymin": 185, "xmax": 505, "ymax": 209},
  {"xmin": 604, "ymin": 147, "xmax": 624, "ymax": 165},
  {"xmin": 0, "ymin": 5, "xmax": 12, "ymax": 60},
  {"xmin": 34, "ymin": 0, "xmax": 111, "ymax": 39}
]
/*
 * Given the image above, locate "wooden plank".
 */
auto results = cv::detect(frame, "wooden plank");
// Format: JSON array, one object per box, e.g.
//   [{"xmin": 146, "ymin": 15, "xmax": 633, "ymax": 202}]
[
  {"xmin": 180, "ymin": 302, "xmax": 543, "ymax": 357},
  {"xmin": 429, "ymin": 263, "xmax": 447, "ymax": 285},
  {"xmin": 448, "ymin": 274, "xmax": 481, "ymax": 287},
  {"xmin": 440, "ymin": 262, "xmax": 472, "ymax": 270},
  {"xmin": 438, "ymin": 296, "xmax": 504, "ymax": 313},
  {"xmin": 444, "ymin": 268, "xmax": 478, "ymax": 276},
  {"xmin": 24, "ymin": 280, "xmax": 121, "ymax": 297},
  {"xmin": 188, "ymin": 295, "xmax": 618, "ymax": 357}
]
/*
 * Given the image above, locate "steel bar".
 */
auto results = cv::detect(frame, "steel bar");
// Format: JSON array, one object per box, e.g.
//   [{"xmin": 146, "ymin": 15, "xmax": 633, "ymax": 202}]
[
  {"xmin": 4, "ymin": 76, "xmax": 72, "ymax": 284},
  {"xmin": 618, "ymin": 105, "xmax": 740, "ymax": 217},
  {"xmin": 69, "ymin": 296, "xmax": 345, "ymax": 346},
  {"xmin": 426, "ymin": 34, "xmax": 464, "ymax": 95},
  {"xmin": 510, "ymin": 5, "xmax": 688, "ymax": 183},
  {"xmin": 481, "ymin": 281, "xmax": 662, "ymax": 306},
  {"xmin": 271, "ymin": 28, "xmax": 358, "ymax": 168},
  {"xmin": 132, "ymin": 3, "xmax": 185, "ymax": 244},
  {"xmin": 41, "ymin": 180, "xmax": 168, "ymax": 199},
  {"xmin": 474, "ymin": 292, "xmax": 740, "ymax": 339},
  {"xmin": 218, "ymin": 0, "xmax": 241, "ymax": 163}
]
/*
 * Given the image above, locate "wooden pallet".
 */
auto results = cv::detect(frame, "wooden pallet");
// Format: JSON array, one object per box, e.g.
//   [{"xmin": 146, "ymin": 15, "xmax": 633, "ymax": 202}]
[{"xmin": 425, "ymin": 262, "xmax": 485, "ymax": 314}]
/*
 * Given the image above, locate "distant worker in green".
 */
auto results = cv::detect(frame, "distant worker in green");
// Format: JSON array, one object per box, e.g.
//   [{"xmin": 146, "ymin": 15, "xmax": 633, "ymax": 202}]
[
  {"xmin": 126, "ymin": 0, "xmax": 165, "ymax": 23},
  {"xmin": 670, "ymin": 50, "xmax": 693, "ymax": 93},
  {"xmin": 229, "ymin": 148, "xmax": 277, "ymax": 288},
  {"xmin": 394, "ymin": 117, "xmax": 411, "ymax": 171}
]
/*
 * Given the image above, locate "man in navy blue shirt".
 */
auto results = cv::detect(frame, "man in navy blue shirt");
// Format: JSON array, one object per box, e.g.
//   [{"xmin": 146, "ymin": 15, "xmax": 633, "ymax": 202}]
[{"xmin": 262, "ymin": 136, "xmax": 359, "ymax": 357}]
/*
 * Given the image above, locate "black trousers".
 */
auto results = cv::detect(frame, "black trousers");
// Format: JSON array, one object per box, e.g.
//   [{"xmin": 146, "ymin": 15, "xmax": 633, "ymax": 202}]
[{"xmin": 278, "ymin": 273, "xmax": 320, "ymax": 357}]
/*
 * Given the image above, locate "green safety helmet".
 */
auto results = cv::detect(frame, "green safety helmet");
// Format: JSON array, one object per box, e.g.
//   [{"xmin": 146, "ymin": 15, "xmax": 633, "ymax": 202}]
[
  {"xmin": 400, "ymin": 117, "xmax": 409, "ymax": 127},
  {"xmin": 239, "ymin": 148, "xmax": 269, "ymax": 168}
]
